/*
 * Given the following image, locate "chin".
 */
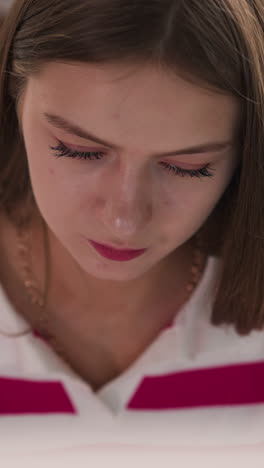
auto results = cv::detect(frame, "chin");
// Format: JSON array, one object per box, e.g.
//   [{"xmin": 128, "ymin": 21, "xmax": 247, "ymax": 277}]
[{"xmin": 78, "ymin": 258, "xmax": 153, "ymax": 282}]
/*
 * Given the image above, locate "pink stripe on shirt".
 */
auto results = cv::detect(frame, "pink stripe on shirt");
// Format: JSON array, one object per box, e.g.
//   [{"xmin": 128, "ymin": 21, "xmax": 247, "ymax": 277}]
[
  {"xmin": 127, "ymin": 360, "xmax": 264, "ymax": 410},
  {"xmin": 0, "ymin": 377, "xmax": 77, "ymax": 415}
]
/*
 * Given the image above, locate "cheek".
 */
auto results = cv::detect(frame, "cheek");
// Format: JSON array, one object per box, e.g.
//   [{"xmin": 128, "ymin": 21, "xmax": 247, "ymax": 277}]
[
  {"xmin": 160, "ymin": 170, "xmax": 232, "ymax": 242},
  {"xmin": 22, "ymin": 122, "xmax": 81, "ymax": 211},
  {"xmin": 23, "ymin": 135, "xmax": 77, "ymax": 227},
  {"xmin": 33, "ymin": 164, "xmax": 85, "ymax": 218}
]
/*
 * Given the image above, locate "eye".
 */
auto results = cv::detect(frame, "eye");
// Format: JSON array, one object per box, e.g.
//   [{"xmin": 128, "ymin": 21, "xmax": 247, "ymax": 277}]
[
  {"xmin": 49, "ymin": 141, "xmax": 104, "ymax": 160},
  {"xmin": 159, "ymin": 161, "xmax": 216, "ymax": 179},
  {"xmin": 49, "ymin": 141, "xmax": 216, "ymax": 179}
]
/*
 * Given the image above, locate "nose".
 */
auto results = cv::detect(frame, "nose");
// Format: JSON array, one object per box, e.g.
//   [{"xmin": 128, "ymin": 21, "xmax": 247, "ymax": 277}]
[{"xmin": 96, "ymin": 166, "xmax": 153, "ymax": 240}]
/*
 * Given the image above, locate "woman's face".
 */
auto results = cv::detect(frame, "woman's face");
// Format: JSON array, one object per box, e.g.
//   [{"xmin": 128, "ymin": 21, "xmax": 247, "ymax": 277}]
[{"xmin": 18, "ymin": 62, "xmax": 240, "ymax": 281}]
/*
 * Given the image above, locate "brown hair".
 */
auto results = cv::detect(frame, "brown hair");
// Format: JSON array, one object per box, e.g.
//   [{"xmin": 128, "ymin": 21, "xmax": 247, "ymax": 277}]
[
  {"xmin": 0, "ymin": 13, "xmax": 5, "ymax": 28},
  {"xmin": 0, "ymin": 0, "xmax": 264, "ymax": 335}
]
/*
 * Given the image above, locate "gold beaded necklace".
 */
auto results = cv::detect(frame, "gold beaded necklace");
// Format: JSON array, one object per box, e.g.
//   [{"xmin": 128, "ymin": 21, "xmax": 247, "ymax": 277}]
[{"xmin": 15, "ymin": 218, "xmax": 206, "ymax": 360}]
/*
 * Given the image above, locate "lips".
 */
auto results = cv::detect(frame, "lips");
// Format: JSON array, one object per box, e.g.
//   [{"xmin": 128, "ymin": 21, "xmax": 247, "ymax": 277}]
[{"xmin": 89, "ymin": 240, "xmax": 147, "ymax": 262}]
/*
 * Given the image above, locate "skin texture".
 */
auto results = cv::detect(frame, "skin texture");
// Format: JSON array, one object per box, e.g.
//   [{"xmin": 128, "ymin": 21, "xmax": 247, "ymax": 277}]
[{"xmin": 3, "ymin": 61, "xmax": 241, "ymax": 388}]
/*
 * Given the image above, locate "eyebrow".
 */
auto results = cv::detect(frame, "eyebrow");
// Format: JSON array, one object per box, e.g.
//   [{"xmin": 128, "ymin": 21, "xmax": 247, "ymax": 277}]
[{"xmin": 43, "ymin": 112, "xmax": 234, "ymax": 157}]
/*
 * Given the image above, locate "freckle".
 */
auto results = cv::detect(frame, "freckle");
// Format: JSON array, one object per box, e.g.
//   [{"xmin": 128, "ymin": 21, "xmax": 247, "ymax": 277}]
[{"xmin": 48, "ymin": 168, "xmax": 54, "ymax": 175}]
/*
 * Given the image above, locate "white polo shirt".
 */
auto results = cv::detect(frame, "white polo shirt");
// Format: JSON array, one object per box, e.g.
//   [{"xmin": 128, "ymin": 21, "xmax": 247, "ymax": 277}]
[{"xmin": 0, "ymin": 255, "xmax": 264, "ymax": 465}]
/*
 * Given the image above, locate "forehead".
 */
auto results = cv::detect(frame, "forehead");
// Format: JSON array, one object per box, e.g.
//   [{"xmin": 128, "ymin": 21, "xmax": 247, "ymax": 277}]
[{"xmin": 28, "ymin": 61, "xmax": 240, "ymax": 144}]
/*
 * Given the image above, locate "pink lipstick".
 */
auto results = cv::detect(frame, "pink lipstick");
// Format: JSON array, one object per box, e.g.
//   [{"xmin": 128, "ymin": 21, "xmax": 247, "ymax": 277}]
[{"xmin": 89, "ymin": 240, "xmax": 147, "ymax": 261}]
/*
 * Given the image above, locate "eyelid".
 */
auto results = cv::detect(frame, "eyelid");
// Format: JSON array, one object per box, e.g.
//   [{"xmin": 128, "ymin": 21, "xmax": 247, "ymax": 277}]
[
  {"xmin": 161, "ymin": 156, "xmax": 211, "ymax": 167},
  {"xmin": 59, "ymin": 140, "xmax": 102, "ymax": 153},
  {"xmin": 59, "ymin": 139, "xmax": 214, "ymax": 168},
  {"xmin": 50, "ymin": 140, "xmax": 216, "ymax": 179}
]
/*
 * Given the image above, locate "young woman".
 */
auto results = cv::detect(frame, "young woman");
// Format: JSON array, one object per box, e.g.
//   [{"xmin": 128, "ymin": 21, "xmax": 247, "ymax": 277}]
[{"xmin": 0, "ymin": 0, "xmax": 263, "ymax": 461}]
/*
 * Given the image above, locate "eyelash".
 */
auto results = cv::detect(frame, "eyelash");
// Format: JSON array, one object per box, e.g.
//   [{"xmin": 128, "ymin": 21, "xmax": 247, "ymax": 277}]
[{"xmin": 49, "ymin": 141, "xmax": 216, "ymax": 179}]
